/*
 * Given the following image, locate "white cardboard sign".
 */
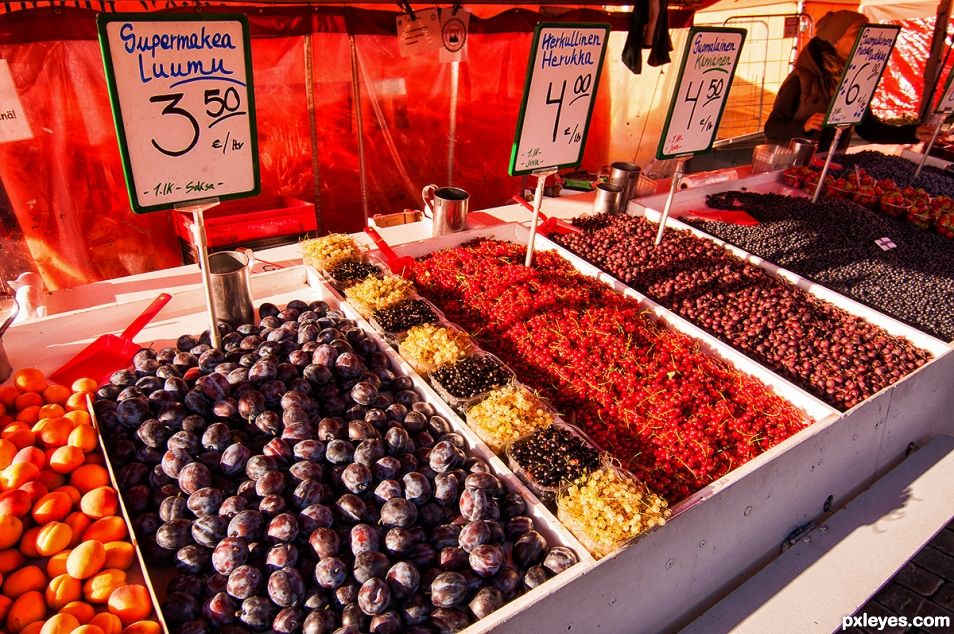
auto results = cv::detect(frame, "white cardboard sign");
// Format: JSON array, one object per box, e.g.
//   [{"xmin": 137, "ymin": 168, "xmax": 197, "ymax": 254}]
[
  {"xmin": 657, "ymin": 27, "xmax": 746, "ymax": 159},
  {"xmin": 98, "ymin": 14, "xmax": 259, "ymax": 213},
  {"xmin": 397, "ymin": 8, "xmax": 442, "ymax": 58},
  {"xmin": 825, "ymin": 25, "xmax": 900, "ymax": 127},
  {"xmin": 509, "ymin": 22, "xmax": 610, "ymax": 176},
  {"xmin": 0, "ymin": 60, "xmax": 32, "ymax": 143}
]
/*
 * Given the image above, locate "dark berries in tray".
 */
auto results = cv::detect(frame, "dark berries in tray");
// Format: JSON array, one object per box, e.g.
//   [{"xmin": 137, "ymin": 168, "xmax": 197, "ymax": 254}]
[
  {"xmin": 554, "ymin": 213, "xmax": 932, "ymax": 410},
  {"xmin": 329, "ymin": 259, "xmax": 381, "ymax": 286},
  {"xmin": 696, "ymin": 190, "xmax": 954, "ymax": 341},
  {"xmin": 371, "ymin": 298, "xmax": 438, "ymax": 333},
  {"xmin": 431, "ymin": 355, "xmax": 513, "ymax": 400},
  {"xmin": 509, "ymin": 425, "xmax": 601, "ymax": 489}
]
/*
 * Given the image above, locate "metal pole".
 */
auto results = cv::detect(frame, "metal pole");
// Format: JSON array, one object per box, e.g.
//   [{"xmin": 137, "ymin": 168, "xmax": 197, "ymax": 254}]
[
  {"xmin": 654, "ymin": 157, "xmax": 688, "ymax": 246},
  {"xmin": 811, "ymin": 127, "xmax": 846, "ymax": 203},
  {"xmin": 448, "ymin": 59, "xmax": 460, "ymax": 186},
  {"xmin": 913, "ymin": 118, "xmax": 945, "ymax": 181},
  {"xmin": 921, "ymin": 0, "xmax": 953, "ymax": 121},
  {"xmin": 524, "ymin": 168, "xmax": 557, "ymax": 267},
  {"xmin": 191, "ymin": 207, "xmax": 222, "ymax": 350},
  {"xmin": 305, "ymin": 33, "xmax": 324, "ymax": 234},
  {"xmin": 350, "ymin": 33, "xmax": 370, "ymax": 225}
]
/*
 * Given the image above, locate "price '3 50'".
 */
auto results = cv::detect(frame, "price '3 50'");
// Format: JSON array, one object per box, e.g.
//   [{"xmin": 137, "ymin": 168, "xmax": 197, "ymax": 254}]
[{"xmin": 149, "ymin": 87, "xmax": 246, "ymax": 157}]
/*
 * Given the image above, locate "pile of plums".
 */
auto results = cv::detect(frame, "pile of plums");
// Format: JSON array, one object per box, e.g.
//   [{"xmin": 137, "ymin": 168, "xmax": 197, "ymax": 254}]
[{"xmin": 93, "ymin": 300, "xmax": 579, "ymax": 633}]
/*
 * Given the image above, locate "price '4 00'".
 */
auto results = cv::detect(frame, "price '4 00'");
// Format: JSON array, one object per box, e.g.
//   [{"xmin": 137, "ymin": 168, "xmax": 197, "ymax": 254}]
[
  {"xmin": 149, "ymin": 87, "xmax": 246, "ymax": 157},
  {"xmin": 545, "ymin": 73, "xmax": 592, "ymax": 143}
]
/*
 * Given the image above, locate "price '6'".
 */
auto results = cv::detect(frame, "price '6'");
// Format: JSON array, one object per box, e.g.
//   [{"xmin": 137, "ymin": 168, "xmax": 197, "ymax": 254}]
[{"xmin": 149, "ymin": 87, "xmax": 247, "ymax": 158}]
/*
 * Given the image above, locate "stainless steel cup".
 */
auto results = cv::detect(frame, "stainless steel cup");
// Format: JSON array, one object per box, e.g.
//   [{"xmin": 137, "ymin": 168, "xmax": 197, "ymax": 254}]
[
  {"xmin": 422, "ymin": 185, "xmax": 469, "ymax": 237},
  {"xmin": 788, "ymin": 138, "xmax": 818, "ymax": 167},
  {"xmin": 592, "ymin": 182, "xmax": 624, "ymax": 215},
  {"xmin": 208, "ymin": 250, "xmax": 254, "ymax": 328},
  {"xmin": 604, "ymin": 161, "xmax": 641, "ymax": 211}
]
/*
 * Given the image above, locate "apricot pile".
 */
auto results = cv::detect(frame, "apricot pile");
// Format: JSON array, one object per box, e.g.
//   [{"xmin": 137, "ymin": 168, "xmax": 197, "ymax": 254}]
[{"xmin": 0, "ymin": 369, "xmax": 159, "ymax": 634}]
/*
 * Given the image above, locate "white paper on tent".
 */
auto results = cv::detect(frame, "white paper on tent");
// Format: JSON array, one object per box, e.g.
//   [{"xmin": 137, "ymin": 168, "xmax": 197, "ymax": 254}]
[
  {"xmin": 0, "ymin": 60, "xmax": 33, "ymax": 143},
  {"xmin": 397, "ymin": 8, "xmax": 442, "ymax": 58}
]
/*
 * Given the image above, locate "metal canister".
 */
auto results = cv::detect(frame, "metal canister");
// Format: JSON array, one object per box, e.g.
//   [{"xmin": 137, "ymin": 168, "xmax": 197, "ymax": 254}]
[{"xmin": 788, "ymin": 138, "xmax": 818, "ymax": 167}]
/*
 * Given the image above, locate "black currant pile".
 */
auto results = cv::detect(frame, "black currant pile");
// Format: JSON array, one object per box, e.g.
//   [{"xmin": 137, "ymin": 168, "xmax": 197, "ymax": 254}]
[
  {"xmin": 430, "ymin": 355, "xmax": 513, "ymax": 401},
  {"xmin": 694, "ymin": 190, "xmax": 954, "ymax": 341},
  {"xmin": 508, "ymin": 426, "xmax": 601, "ymax": 493},
  {"xmin": 328, "ymin": 260, "xmax": 382, "ymax": 288},
  {"xmin": 554, "ymin": 213, "xmax": 933, "ymax": 410},
  {"xmin": 371, "ymin": 299, "xmax": 439, "ymax": 334},
  {"xmin": 834, "ymin": 150, "xmax": 954, "ymax": 197},
  {"xmin": 93, "ymin": 300, "xmax": 579, "ymax": 633}
]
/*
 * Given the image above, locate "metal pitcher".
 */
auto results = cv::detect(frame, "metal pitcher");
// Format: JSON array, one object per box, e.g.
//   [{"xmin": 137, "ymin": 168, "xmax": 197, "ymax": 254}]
[
  {"xmin": 599, "ymin": 161, "xmax": 641, "ymax": 211},
  {"xmin": 207, "ymin": 251, "xmax": 254, "ymax": 328},
  {"xmin": 0, "ymin": 292, "xmax": 19, "ymax": 383},
  {"xmin": 422, "ymin": 185, "xmax": 469, "ymax": 237}
]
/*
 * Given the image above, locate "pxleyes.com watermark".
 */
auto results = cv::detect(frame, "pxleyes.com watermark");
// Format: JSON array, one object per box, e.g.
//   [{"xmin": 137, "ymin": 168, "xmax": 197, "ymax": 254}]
[{"xmin": 842, "ymin": 613, "xmax": 951, "ymax": 631}]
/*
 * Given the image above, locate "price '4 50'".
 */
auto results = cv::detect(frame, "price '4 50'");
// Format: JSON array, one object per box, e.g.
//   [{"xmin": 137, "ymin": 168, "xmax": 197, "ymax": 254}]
[{"xmin": 149, "ymin": 87, "xmax": 246, "ymax": 157}]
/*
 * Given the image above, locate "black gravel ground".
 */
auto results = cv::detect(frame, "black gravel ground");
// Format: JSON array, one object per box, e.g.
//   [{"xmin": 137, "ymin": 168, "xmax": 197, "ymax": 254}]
[{"xmin": 691, "ymin": 191, "xmax": 954, "ymax": 341}]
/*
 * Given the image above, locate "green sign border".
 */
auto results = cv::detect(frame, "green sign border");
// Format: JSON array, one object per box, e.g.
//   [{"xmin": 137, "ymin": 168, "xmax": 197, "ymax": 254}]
[
  {"xmin": 823, "ymin": 23, "xmax": 900, "ymax": 128},
  {"xmin": 656, "ymin": 26, "xmax": 747, "ymax": 161},
  {"xmin": 97, "ymin": 12, "xmax": 260, "ymax": 214},
  {"xmin": 508, "ymin": 22, "xmax": 611, "ymax": 176}
]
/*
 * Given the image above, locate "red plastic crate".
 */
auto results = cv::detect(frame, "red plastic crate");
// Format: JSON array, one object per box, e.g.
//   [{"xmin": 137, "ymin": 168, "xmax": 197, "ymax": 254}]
[{"xmin": 173, "ymin": 196, "xmax": 317, "ymax": 249}]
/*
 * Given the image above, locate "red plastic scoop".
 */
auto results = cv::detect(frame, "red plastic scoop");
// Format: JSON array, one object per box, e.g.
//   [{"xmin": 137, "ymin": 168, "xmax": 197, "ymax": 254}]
[
  {"xmin": 685, "ymin": 209, "xmax": 759, "ymax": 226},
  {"xmin": 49, "ymin": 293, "xmax": 172, "ymax": 387},
  {"xmin": 364, "ymin": 226, "xmax": 415, "ymax": 278},
  {"xmin": 511, "ymin": 195, "xmax": 582, "ymax": 236}
]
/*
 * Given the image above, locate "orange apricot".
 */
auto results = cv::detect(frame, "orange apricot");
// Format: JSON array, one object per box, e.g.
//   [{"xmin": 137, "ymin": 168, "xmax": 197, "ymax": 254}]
[
  {"xmin": 18, "ymin": 481, "xmax": 48, "ymax": 504},
  {"xmin": 119, "ymin": 621, "xmax": 160, "ymax": 634},
  {"xmin": 0, "ymin": 489, "xmax": 32, "ymax": 517},
  {"xmin": 81, "ymin": 517, "xmax": 127, "ymax": 543},
  {"xmin": 31, "ymin": 491, "xmax": 72, "ymax": 524},
  {"xmin": 69, "ymin": 465, "xmax": 108, "ymax": 494},
  {"xmin": 0, "ymin": 462, "xmax": 39, "ymax": 489},
  {"xmin": 44, "ymin": 573, "xmax": 82, "ymax": 610},
  {"xmin": 106, "ymin": 584, "xmax": 152, "ymax": 627},
  {"xmin": 58, "ymin": 600, "xmax": 95, "ymax": 624},
  {"xmin": 0, "ymin": 548, "xmax": 25, "ymax": 574},
  {"xmin": 45, "ymin": 550, "xmax": 70, "ymax": 578},
  {"xmin": 38, "ymin": 612, "xmax": 79, "ymax": 634},
  {"xmin": 12, "ymin": 446, "xmax": 45, "ymax": 470},
  {"xmin": 65, "ymin": 392, "xmax": 93, "ymax": 413},
  {"xmin": 64, "ymin": 511, "xmax": 91, "ymax": 547},
  {"xmin": 0, "ymin": 386, "xmax": 21, "ymax": 409},
  {"xmin": 0, "ymin": 514, "xmax": 23, "ymax": 549},
  {"xmin": 3, "ymin": 565, "xmax": 46, "ymax": 598},
  {"xmin": 6, "ymin": 590, "xmax": 46, "ymax": 632},
  {"xmin": 41, "ymin": 385, "xmax": 71, "ymax": 406},
  {"xmin": 64, "ymin": 410, "xmax": 91, "ymax": 427},
  {"xmin": 66, "ymin": 540, "xmax": 106, "ymax": 580},
  {"xmin": 102, "ymin": 541, "xmax": 135, "ymax": 571},
  {"xmin": 35, "ymin": 521, "xmax": 72, "ymax": 557},
  {"xmin": 18, "ymin": 526, "xmax": 41, "ymax": 558},
  {"xmin": 0, "ymin": 438, "xmax": 16, "ymax": 469},
  {"xmin": 79, "ymin": 487, "xmax": 118, "ymax": 520},
  {"xmin": 82, "ymin": 569, "xmax": 126, "ymax": 604},
  {"xmin": 67, "ymin": 426, "xmax": 98, "ymax": 453},
  {"xmin": 88, "ymin": 612, "xmax": 122, "ymax": 634},
  {"xmin": 49, "ymin": 446, "xmax": 84, "ymax": 474}
]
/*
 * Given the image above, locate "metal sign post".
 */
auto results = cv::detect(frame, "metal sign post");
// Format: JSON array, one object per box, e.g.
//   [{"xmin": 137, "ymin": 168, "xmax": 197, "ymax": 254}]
[
  {"xmin": 176, "ymin": 197, "xmax": 222, "ymax": 350},
  {"xmin": 654, "ymin": 156, "xmax": 691, "ymax": 246},
  {"xmin": 525, "ymin": 167, "xmax": 558, "ymax": 267},
  {"xmin": 811, "ymin": 127, "xmax": 847, "ymax": 203}
]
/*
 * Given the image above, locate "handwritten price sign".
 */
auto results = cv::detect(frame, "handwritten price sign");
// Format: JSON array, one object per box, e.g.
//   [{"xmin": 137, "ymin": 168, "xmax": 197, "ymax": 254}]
[
  {"xmin": 825, "ymin": 25, "xmax": 899, "ymax": 127},
  {"xmin": 509, "ymin": 22, "xmax": 610, "ymax": 176},
  {"xmin": 98, "ymin": 14, "xmax": 259, "ymax": 213},
  {"xmin": 657, "ymin": 27, "xmax": 745, "ymax": 159}
]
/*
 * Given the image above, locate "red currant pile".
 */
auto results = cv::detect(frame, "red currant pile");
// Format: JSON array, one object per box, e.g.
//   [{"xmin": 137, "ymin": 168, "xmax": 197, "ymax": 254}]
[
  {"xmin": 410, "ymin": 239, "xmax": 810, "ymax": 501},
  {"xmin": 554, "ymin": 214, "xmax": 932, "ymax": 410}
]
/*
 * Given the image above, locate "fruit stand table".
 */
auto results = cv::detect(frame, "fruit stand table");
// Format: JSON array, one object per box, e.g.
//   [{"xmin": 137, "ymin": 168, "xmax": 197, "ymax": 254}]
[{"xmin": 4, "ymin": 182, "xmax": 953, "ymax": 633}]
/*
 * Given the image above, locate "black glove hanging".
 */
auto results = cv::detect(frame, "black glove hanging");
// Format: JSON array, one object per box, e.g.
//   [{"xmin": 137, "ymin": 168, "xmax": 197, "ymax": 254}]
[
  {"xmin": 622, "ymin": 0, "xmax": 672, "ymax": 74},
  {"xmin": 621, "ymin": 0, "xmax": 648, "ymax": 74}
]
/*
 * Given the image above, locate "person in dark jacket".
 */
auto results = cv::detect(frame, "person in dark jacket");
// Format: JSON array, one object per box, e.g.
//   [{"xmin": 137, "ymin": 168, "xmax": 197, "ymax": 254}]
[{"xmin": 765, "ymin": 10, "xmax": 931, "ymax": 151}]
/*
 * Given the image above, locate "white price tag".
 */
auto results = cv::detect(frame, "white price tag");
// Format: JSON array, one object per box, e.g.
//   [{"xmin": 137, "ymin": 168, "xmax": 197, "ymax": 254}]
[
  {"xmin": 0, "ymin": 60, "xmax": 32, "ymax": 143},
  {"xmin": 397, "ymin": 8, "xmax": 441, "ymax": 58},
  {"xmin": 98, "ymin": 14, "xmax": 259, "ymax": 213},
  {"xmin": 657, "ymin": 28, "xmax": 746, "ymax": 159},
  {"xmin": 825, "ymin": 25, "xmax": 899, "ymax": 127}
]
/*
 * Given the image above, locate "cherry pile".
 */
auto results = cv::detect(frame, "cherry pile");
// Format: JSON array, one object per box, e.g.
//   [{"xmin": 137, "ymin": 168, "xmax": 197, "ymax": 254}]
[
  {"xmin": 554, "ymin": 214, "xmax": 932, "ymax": 410},
  {"xmin": 695, "ymin": 191, "xmax": 954, "ymax": 340},
  {"xmin": 409, "ymin": 239, "xmax": 809, "ymax": 502}
]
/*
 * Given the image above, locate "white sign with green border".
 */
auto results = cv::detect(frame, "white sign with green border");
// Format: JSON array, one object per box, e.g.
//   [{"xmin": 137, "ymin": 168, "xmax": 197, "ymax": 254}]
[
  {"xmin": 824, "ymin": 24, "xmax": 900, "ymax": 127},
  {"xmin": 509, "ymin": 22, "xmax": 610, "ymax": 176},
  {"xmin": 98, "ymin": 13, "xmax": 259, "ymax": 213},
  {"xmin": 657, "ymin": 27, "xmax": 746, "ymax": 160}
]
